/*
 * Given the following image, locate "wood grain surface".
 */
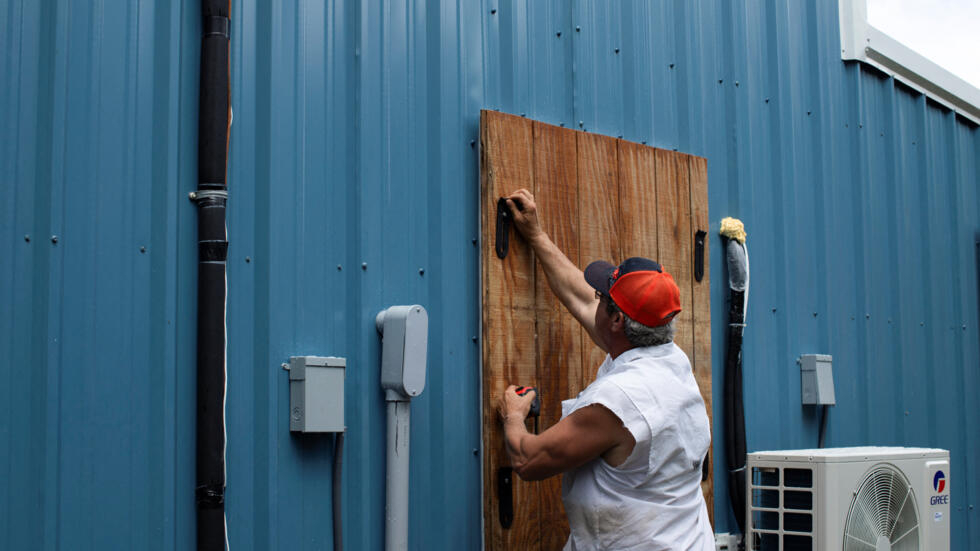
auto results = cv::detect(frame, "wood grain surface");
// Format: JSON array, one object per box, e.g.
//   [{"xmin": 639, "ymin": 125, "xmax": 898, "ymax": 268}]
[
  {"xmin": 481, "ymin": 110, "xmax": 712, "ymax": 550},
  {"xmin": 480, "ymin": 110, "xmax": 538, "ymax": 550},
  {"xmin": 688, "ymin": 155, "xmax": 714, "ymax": 525}
]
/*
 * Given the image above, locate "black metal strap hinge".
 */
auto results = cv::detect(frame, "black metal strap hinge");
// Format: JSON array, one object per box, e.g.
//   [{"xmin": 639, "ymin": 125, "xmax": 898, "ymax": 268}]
[
  {"xmin": 497, "ymin": 466, "xmax": 514, "ymax": 529},
  {"xmin": 495, "ymin": 198, "xmax": 511, "ymax": 259},
  {"xmin": 694, "ymin": 230, "xmax": 707, "ymax": 282}
]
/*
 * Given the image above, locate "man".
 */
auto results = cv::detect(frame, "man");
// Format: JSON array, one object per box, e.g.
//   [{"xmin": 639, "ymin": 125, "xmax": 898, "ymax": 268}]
[{"xmin": 497, "ymin": 189, "xmax": 714, "ymax": 550}]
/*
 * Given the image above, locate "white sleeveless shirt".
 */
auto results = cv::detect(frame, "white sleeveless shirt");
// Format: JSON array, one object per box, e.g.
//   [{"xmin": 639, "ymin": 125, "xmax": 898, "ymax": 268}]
[{"xmin": 560, "ymin": 343, "xmax": 714, "ymax": 550}]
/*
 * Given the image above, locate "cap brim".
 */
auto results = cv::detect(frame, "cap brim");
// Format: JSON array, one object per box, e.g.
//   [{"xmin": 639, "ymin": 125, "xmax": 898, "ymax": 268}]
[{"xmin": 584, "ymin": 260, "xmax": 616, "ymax": 294}]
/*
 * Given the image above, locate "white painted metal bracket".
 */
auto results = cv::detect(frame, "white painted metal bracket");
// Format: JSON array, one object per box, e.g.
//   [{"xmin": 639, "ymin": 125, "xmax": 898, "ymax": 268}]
[{"xmin": 839, "ymin": 0, "xmax": 980, "ymax": 124}]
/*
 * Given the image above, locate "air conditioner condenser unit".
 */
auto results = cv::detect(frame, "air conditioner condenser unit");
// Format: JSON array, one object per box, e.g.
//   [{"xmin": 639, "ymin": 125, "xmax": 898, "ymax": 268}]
[{"xmin": 746, "ymin": 447, "xmax": 950, "ymax": 550}]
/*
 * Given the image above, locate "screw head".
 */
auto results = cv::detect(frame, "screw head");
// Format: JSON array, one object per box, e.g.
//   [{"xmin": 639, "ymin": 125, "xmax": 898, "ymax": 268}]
[
  {"xmin": 51, "ymin": 235, "xmax": 58, "ymax": 244},
  {"xmin": 575, "ymin": 26, "xmax": 580, "ymax": 32},
  {"xmin": 361, "ymin": 262, "xmax": 368, "ymax": 270},
  {"xmin": 24, "ymin": 235, "xmax": 30, "ymax": 242},
  {"xmin": 614, "ymin": 48, "xmax": 620, "ymax": 54},
  {"xmin": 419, "ymin": 268, "xmax": 425, "ymax": 276},
  {"xmin": 140, "ymin": 246, "xmax": 147, "ymax": 253},
  {"xmin": 490, "ymin": 8, "xmax": 496, "ymax": 14},
  {"xmin": 245, "ymin": 256, "xmax": 251, "ymax": 263},
  {"xmin": 556, "ymin": 31, "xmax": 561, "ymax": 37},
  {"xmin": 337, "ymin": 264, "xmax": 343, "ymax": 270}
]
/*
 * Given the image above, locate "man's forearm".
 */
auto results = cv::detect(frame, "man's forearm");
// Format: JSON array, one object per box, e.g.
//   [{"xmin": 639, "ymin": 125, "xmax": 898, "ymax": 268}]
[
  {"xmin": 527, "ymin": 232, "xmax": 595, "ymax": 323},
  {"xmin": 503, "ymin": 415, "xmax": 530, "ymax": 461},
  {"xmin": 503, "ymin": 415, "xmax": 550, "ymax": 480}
]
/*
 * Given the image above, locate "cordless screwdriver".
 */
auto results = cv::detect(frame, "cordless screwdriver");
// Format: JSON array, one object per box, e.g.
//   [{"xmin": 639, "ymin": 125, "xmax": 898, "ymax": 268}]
[{"xmin": 514, "ymin": 386, "xmax": 540, "ymax": 434}]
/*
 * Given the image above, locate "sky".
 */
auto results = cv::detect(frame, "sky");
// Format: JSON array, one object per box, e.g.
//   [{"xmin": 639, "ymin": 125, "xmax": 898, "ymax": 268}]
[{"xmin": 867, "ymin": 0, "xmax": 980, "ymax": 90}]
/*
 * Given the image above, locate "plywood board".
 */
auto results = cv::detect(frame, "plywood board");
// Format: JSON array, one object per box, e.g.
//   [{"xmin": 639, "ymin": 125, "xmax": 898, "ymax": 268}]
[
  {"xmin": 481, "ymin": 110, "xmax": 712, "ymax": 550},
  {"xmin": 531, "ymin": 121, "xmax": 579, "ymax": 548},
  {"xmin": 576, "ymin": 132, "xmax": 620, "ymax": 388},
  {"xmin": 480, "ymin": 110, "xmax": 539, "ymax": 550},
  {"xmin": 689, "ymin": 155, "xmax": 714, "ymax": 525}
]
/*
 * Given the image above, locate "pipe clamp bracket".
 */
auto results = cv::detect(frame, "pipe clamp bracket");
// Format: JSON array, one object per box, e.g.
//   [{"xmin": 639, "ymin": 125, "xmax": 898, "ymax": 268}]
[
  {"xmin": 204, "ymin": 15, "xmax": 230, "ymax": 39},
  {"xmin": 189, "ymin": 189, "xmax": 228, "ymax": 202},
  {"xmin": 195, "ymin": 484, "xmax": 225, "ymax": 509}
]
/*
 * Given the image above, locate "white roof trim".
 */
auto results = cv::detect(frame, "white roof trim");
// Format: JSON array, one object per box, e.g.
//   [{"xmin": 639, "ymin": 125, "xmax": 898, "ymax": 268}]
[{"xmin": 839, "ymin": 0, "xmax": 980, "ymax": 125}]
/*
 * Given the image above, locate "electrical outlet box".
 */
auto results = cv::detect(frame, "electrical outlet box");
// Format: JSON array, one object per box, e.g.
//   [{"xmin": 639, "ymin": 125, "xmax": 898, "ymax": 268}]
[
  {"xmin": 375, "ymin": 305, "xmax": 428, "ymax": 401},
  {"xmin": 289, "ymin": 355, "xmax": 346, "ymax": 432},
  {"xmin": 714, "ymin": 533, "xmax": 741, "ymax": 551},
  {"xmin": 800, "ymin": 354, "xmax": 835, "ymax": 405}
]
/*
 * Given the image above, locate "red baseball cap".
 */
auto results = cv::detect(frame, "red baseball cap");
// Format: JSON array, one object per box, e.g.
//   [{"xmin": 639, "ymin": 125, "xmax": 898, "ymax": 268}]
[{"xmin": 584, "ymin": 257, "xmax": 681, "ymax": 327}]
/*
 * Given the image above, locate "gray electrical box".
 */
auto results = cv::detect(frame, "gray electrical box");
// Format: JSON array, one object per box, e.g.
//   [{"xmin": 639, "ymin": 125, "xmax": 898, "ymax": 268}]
[
  {"xmin": 289, "ymin": 355, "xmax": 346, "ymax": 432},
  {"xmin": 375, "ymin": 305, "xmax": 428, "ymax": 401},
  {"xmin": 800, "ymin": 354, "xmax": 835, "ymax": 405}
]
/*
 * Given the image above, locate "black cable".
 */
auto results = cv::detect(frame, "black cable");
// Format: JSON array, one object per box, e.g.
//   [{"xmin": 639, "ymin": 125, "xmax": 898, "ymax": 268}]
[
  {"xmin": 194, "ymin": 1, "xmax": 231, "ymax": 549},
  {"xmin": 724, "ymin": 289, "xmax": 747, "ymax": 535},
  {"xmin": 333, "ymin": 433, "xmax": 344, "ymax": 551},
  {"xmin": 818, "ymin": 405, "xmax": 829, "ymax": 449}
]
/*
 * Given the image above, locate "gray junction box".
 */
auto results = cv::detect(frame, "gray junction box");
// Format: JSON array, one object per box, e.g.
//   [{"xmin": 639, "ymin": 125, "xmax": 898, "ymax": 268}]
[
  {"xmin": 289, "ymin": 355, "xmax": 346, "ymax": 432},
  {"xmin": 799, "ymin": 354, "xmax": 835, "ymax": 405}
]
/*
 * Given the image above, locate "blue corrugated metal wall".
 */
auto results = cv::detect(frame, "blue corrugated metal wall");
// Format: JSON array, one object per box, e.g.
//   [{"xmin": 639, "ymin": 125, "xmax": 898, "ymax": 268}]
[{"xmin": 2, "ymin": 0, "xmax": 978, "ymax": 549}]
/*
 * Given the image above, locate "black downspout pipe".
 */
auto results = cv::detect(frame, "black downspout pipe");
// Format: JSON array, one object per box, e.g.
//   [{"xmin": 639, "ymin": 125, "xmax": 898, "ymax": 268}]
[
  {"xmin": 721, "ymin": 231, "xmax": 748, "ymax": 539},
  {"xmin": 194, "ymin": 1, "xmax": 231, "ymax": 549},
  {"xmin": 724, "ymin": 289, "xmax": 747, "ymax": 535}
]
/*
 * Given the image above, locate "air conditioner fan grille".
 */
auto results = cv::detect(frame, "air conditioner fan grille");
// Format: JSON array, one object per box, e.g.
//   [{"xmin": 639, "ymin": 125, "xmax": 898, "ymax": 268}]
[{"xmin": 843, "ymin": 464, "xmax": 919, "ymax": 551}]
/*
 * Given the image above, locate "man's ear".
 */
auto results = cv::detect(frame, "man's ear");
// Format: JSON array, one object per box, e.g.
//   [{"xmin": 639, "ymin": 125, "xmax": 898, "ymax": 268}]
[{"xmin": 610, "ymin": 311, "xmax": 626, "ymax": 332}]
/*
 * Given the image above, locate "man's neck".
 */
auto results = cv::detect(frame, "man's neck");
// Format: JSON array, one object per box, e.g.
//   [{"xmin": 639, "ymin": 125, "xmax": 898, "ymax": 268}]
[{"xmin": 608, "ymin": 341, "xmax": 638, "ymax": 360}]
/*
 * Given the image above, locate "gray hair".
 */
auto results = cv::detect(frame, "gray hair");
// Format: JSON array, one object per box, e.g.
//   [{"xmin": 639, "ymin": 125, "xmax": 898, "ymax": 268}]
[{"xmin": 605, "ymin": 297, "xmax": 676, "ymax": 347}]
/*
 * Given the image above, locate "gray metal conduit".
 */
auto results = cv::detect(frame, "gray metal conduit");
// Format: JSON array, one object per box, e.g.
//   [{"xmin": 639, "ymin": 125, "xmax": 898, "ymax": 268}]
[{"xmin": 375, "ymin": 305, "xmax": 428, "ymax": 551}]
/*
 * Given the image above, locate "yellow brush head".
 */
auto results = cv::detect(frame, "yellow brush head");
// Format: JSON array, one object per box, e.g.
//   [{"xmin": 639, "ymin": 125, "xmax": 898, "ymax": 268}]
[{"xmin": 719, "ymin": 217, "xmax": 746, "ymax": 243}]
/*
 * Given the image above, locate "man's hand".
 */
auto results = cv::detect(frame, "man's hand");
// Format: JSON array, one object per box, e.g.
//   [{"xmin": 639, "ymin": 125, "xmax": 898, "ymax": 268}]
[
  {"xmin": 505, "ymin": 189, "xmax": 544, "ymax": 243},
  {"xmin": 497, "ymin": 384, "xmax": 537, "ymax": 424}
]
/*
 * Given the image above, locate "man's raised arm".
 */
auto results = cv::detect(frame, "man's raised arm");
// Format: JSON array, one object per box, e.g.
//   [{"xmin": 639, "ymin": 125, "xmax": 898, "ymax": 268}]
[{"xmin": 505, "ymin": 189, "xmax": 605, "ymax": 352}]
